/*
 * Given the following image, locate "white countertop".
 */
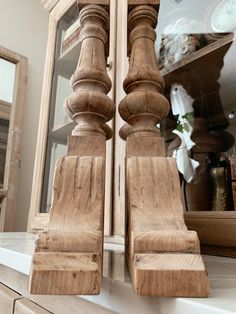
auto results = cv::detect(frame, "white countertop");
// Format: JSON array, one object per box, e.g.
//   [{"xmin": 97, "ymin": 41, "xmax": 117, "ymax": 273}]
[{"xmin": 0, "ymin": 232, "xmax": 236, "ymax": 314}]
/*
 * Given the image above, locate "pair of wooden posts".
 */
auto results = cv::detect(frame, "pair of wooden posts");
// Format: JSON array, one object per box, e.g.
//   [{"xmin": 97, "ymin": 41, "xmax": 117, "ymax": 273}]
[{"xmin": 29, "ymin": 1, "xmax": 209, "ymax": 297}]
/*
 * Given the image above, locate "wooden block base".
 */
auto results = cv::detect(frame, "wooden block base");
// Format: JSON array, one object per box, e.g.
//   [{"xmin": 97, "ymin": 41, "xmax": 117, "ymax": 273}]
[
  {"xmin": 133, "ymin": 253, "xmax": 209, "ymax": 297},
  {"xmin": 29, "ymin": 253, "xmax": 101, "ymax": 295}
]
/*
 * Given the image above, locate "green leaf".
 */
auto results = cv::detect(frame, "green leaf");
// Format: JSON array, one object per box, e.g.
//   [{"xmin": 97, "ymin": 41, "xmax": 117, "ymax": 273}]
[
  {"xmin": 183, "ymin": 123, "xmax": 190, "ymax": 132},
  {"xmin": 176, "ymin": 124, "xmax": 183, "ymax": 133}
]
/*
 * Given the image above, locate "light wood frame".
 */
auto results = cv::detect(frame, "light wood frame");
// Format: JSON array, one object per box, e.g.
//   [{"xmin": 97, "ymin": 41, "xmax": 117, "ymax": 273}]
[
  {"xmin": 28, "ymin": 0, "xmax": 116, "ymax": 235},
  {"xmin": 41, "ymin": 0, "xmax": 60, "ymax": 12},
  {"xmin": 0, "ymin": 46, "xmax": 27, "ymax": 231}
]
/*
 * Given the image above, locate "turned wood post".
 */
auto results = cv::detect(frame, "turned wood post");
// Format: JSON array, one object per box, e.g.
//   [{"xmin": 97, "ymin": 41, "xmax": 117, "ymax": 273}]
[
  {"xmin": 119, "ymin": 3, "xmax": 209, "ymax": 297},
  {"xmin": 64, "ymin": 4, "xmax": 114, "ymax": 140},
  {"xmin": 119, "ymin": 5, "xmax": 169, "ymax": 145},
  {"xmin": 29, "ymin": 2, "xmax": 114, "ymax": 295}
]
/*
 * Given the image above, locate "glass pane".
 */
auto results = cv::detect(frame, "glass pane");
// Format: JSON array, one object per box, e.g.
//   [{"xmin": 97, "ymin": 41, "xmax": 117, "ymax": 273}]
[
  {"xmin": 157, "ymin": 0, "xmax": 236, "ymax": 212},
  {"xmin": 0, "ymin": 118, "xmax": 9, "ymax": 188},
  {"xmin": 0, "ymin": 58, "xmax": 15, "ymax": 103},
  {"xmin": 40, "ymin": 3, "xmax": 79, "ymax": 213}
]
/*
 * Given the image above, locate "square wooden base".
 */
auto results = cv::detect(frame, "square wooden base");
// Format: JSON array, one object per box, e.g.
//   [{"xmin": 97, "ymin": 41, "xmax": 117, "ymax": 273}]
[{"xmin": 29, "ymin": 253, "xmax": 101, "ymax": 295}]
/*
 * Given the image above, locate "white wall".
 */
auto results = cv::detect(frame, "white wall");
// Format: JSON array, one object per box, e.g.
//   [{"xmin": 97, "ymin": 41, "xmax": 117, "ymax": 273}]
[{"xmin": 0, "ymin": 0, "xmax": 49, "ymax": 230}]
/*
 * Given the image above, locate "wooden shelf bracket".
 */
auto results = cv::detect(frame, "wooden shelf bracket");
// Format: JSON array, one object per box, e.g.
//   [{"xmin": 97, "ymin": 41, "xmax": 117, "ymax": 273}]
[
  {"xmin": 118, "ymin": 4, "xmax": 209, "ymax": 297},
  {"xmin": 29, "ymin": 2, "xmax": 114, "ymax": 295}
]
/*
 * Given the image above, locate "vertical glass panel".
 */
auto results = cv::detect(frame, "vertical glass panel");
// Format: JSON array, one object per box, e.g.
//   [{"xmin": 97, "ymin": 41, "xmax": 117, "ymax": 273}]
[
  {"xmin": 40, "ymin": 3, "xmax": 79, "ymax": 212},
  {"xmin": 157, "ymin": 0, "xmax": 236, "ymax": 211},
  {"xmin": 0, "ymin": 58, "xmax": 15, "ymax": 103},
  {"xmin": 0, "ymin": 118, "xmax": 9, "ymax": 188}
]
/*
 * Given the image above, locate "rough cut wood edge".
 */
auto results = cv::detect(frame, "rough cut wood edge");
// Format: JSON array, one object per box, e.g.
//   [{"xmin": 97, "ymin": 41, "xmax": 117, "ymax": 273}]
[
  {"xmin": 133, "ymin": 253, "xmax": 209, "ymax": 297},
  {"xmin": 0, "ymin": 46, "xmax": 27, "ymax": 232},
  {"xmin": 30, "ymin": 252, "xmax": 101, "ymax": 295}
]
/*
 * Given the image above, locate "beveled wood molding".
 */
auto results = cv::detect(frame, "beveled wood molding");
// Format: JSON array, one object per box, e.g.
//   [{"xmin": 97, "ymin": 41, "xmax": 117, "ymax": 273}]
[
  {"xmin": 29, "ymin": 3, "xmax": 114, "ymax": 295},
  {"xmin": 41, "ymin": 0, "xmax": 60, "ymax": 12},
  {"xmin": 118, "ymin": 4, "xmax": 209, "ymax": 296}
]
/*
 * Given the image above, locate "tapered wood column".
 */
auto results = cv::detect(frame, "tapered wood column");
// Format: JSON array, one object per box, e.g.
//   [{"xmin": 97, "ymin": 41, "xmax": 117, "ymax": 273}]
[
  {"xmin": 29, "ymin": 2, "xmax": 115, "ymax": 295},
  {"xmin": 119, "ymin": 4, "xmax": 209, "ymax": 296}
]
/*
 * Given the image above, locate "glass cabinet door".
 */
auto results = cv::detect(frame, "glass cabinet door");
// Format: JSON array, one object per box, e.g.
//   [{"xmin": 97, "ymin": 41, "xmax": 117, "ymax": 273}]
[
  {"xmin": 40, "ymin": 3, "xmax": 78, "ymax": 213},
  {"xmin": 29, "ymin": 0, "xmax": 115, "ymax": 236}
]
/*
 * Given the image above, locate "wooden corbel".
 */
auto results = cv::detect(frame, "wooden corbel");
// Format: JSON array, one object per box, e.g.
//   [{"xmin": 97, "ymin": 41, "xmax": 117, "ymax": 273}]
[
  {"xmin": 29, "ymin": 0, "xmax": 114, "ymax": 295},
  {"xmin": 119, "ymin": 3, "xmax": 209, "ymax": 296}
]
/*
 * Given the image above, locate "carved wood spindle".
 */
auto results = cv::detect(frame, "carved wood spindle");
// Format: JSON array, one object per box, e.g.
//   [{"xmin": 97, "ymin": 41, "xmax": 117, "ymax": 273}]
[
  {"xmin": 29, "ymin": 3, "xmax": 115, "ymax": 295},
  {"xmin": 119, "ymin": 4, "xmax": 209, "ymax": 297}
]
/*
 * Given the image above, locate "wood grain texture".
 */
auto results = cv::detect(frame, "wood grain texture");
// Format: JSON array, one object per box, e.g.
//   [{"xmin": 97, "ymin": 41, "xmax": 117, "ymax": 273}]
[
  {"xmin": 126, "ymin": 136, "xmax": 165, "ymax": 157},
  {"xmin": 35, "ymin": 230, "xmax": 102, "ymax": 253},
  {"xmin": 67, "ymin": 135, "xmax": 106, "ymax": 157},
  {"xmin": 129, "ymin": 0, "xmax": 160, "ymax": 4},
  {"xmin": 134, "ymin": 254, "xmax": 209, "ymax": 297},
  {"xmin": 132, "ymin": 230, "xmax": 200, "ymax": 253},
  {"xmin": 0, "ymin": 265, "xmax": 114, "ymax": 314},
  {"xmin": 125, "ymin": 153, "xmax": 209, "ymax": 298},
  {"xmin": 186, "ymin": 217, "xmax": 236, "ymax": 247},
  {"xmin": 77, "ymin": 0, "xmax": 110, "ymax": 9},
  {"xmin": 30, "ymin": 253, "xmax": 101, "ymax": 295},
  {"xmin": 0, "ymin": 283, "xmax": 22, "ymax": 313},
  {"xmin": 29, "ymin": 3, "xmax": 114, "ymax": 295},
  {"xmin": 29, "ymin": 155, "xmax": 105, "ymax": 294},
  {"xmin": 118, "ymin": 3, "xmax": 209, "ymax": 296},
  {"xmin": 14, "ymin": 298, "xmax": 50, "ymax": 314}
]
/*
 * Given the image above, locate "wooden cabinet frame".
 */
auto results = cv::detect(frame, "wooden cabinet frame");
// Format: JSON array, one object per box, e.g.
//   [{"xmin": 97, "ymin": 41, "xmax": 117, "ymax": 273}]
[
  {"xmin": 28, "ymin": 0, "xmax": 116, "ymax": 235},
  {"xmin": 0, "ymin": 46, "xmax": 27, "ymax": 231},
  {"xmin": 160, "ymin": 32, "xmax": 236, "ymax": 253}
]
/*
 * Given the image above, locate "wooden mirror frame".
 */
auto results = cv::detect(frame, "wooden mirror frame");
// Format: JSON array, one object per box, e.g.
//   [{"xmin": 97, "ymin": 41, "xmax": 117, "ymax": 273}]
[{"xmin": 0, "ymin": 46, "xmax": 27, "ymax": 231}]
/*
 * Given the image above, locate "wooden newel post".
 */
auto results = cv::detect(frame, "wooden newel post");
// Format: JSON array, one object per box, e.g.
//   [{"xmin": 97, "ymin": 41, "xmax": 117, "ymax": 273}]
[
  {"xmin": 119, "ymin": 5, "xmax": 169, "ymax": 143},
  {"xmin": 64, "ymin": 4, "xmax": 114, "ymax": 140},
  {"xmin": 29, "ymin": 2, "xmax": 114, "ymax": 295},
  {"xmin": 119, "ymin": 3, "xmax": 209, "ymax": 297}
]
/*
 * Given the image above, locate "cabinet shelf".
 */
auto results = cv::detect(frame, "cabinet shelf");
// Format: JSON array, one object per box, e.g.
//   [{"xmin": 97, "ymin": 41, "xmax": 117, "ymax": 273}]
[
  {"xmin": 57, "ymin": 38, "xmax": 82, "ymax": 79},
  {"xmin": 160, "ymin": 33, "xmax": 234, "ymax": 93},
  {"xmin": 50, "ymin": 120, "xmax": 75, "ymax": 145}
]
